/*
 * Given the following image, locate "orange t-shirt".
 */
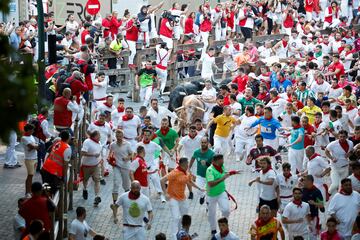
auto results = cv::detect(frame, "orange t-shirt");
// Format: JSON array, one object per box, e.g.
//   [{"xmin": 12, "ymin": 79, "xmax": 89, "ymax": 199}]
[{"xmin": 167, "ymin": 168, "xmax": 192, "ymax": 201}]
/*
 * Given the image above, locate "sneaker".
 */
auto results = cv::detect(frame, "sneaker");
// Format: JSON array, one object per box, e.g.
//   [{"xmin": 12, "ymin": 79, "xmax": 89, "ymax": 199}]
[
  {"xmin": 199, "ymin": 196, "xmax": 205, "ymax": 205},
  {"xmin": 4, "ymin": 164, "xmax": 15, "ymax": 169},
  {"xmin": 160, "ymin": 194, "xmax": 166, "ymax": 203},
  {"xmin": 15, "ymin": 162, "xmax": 22, "ymax": 168},
  {"xmin": 188, "ymin": 192, "xmax": 193, "ymax": 200},
  {"xmin": 94, "ymin": 196, "xmax": 101, "ymax": 206},
  {"xmin": 100, "ymin": 179, "xmax": 106, "ymax": 185},
  {"xmin": 83, "ymin": 190, "xmax": 88, "ymax": 200}
]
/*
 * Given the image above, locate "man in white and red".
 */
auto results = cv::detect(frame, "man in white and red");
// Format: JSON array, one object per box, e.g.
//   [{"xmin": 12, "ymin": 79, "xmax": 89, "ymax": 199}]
[
  {"xmin": 304, "ymin": 0, "xmax": 315, "ymax": 21},
  {"xmin": 330, "ymin": 32, "xmax": 343, "ymax": 54},
  {"xmin": 109, "ymin": 11, "xmax": 122, "ymax": 39},
  {"xmin": 238, "ymin": 3, "xmax": 255, "ymax": 41},
  {"xmin": 156, "ymin": 42, "xmax": 171, "ymax": 96},
  {"xmin": 169, "ymin": 3, "xmax": 186, "ymax": 40},
  {"xmin": 66, "ymin": 71, "xmax": 89, "ymax": 105},
  {"xmin": 80, "ymin": 23, "xmax": 91, "ymax": 45},
  {"xmin": 323, "ymin": 1, "xmax": 341, "ymax": 29},
  {"xmin": 102, "ymin": 14, "xmax": 113, "ymax": 39},
  {"xmin": 76, "ymin": 52, "xmax": 95, "ymax": 92},
  {"xmin": 111, "ymin": 98, "xmax": 126, "ymax": 128},
  {"xmin": 87, "ymin": 112, "xmax": 112, "ymax": 148},
  {"xmin": 282, "ymin": 6, "xmax": 296, "ymax": 36},
  {"xmin": 177, "ymin": 125, "xmax": 202, "ymax": 165},
  {"xmin": 199, "ymin": 8, "xmax": 212, "ymax": 56},
  {"xmin": 159, "ymin": 13, "xmax": 174, "ymax": 49},
  {"xmin": 117, "ymin": 107, "xmax": 141, "ymax": 152},
  {"xmin": 349, "ymin": 161, "xmax": 360, "ymax": 193},
  {"xmin": 96, "ymin": 95, "xmax": 115, "ymax": 116},
  {"xmin": 53, "ymin": 88, "xmax": 80, "ymax": 132},
  {"xmin": 125, "ymin": 15, "xmax": 139, "ymax": 68},
  {"xmin": 211, "ymin": 3, "xmax": 225, "ymax": 41},
  {"xmin": 130, "ymin": 145, "xmax": 150, "ymax": 197},
  {"xmin": 266, "ymin": 89, "xmax": 288, "ymax": 118},
  {"xmin": 310, "ymin": 73, "xmax": 331, "ymax": 95}
]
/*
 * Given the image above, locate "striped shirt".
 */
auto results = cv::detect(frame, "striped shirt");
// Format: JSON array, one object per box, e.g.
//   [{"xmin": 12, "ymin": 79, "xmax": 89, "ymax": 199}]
[{"xmin": 295, "ymin": 89, "xmax": 315, "ymax": 105}]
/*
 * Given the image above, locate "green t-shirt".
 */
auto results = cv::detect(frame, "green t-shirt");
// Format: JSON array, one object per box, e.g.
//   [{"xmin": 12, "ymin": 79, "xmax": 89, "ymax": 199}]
[
  {"xmin": 238, "ymin": 97, "xmax": 261, "ymax": 113},
  {"xmin": 192, "ymin": 148, "xmax": 215, "ymax": 178},
  {"xmin": 206, "ymin": 165, "xmax": 226, "ymax": 197},
  {"xmin": 156, "ymin": 128, "xmax": 178, "ymax": 150},
  {"xmin": 137, "ymin": 68, "xmax": 157, "ymax": 87}
]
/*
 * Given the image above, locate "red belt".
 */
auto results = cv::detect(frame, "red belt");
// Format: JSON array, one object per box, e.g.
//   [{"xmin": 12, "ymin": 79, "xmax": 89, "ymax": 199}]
[{"xmin": 156, "ymin": 64, "xmax": 167, "ymax": 70}]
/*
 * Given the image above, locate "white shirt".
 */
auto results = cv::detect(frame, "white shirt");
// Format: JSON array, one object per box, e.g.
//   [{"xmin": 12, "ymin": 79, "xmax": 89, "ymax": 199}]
[
  {"xmin": 326, "ymin": 140, "xmax": 353, "ymax": 168},
  {"xmin": 109, "ymin": 141, "xmax": 133, "ymax": 169},
  {"xmin": 116, "ymin": 192, "xmax": 152, "ymax": 226},
  {"xmin": 21, "ymin": 135, "xmax": 37, "ymax": 160},
  {"xmin": 118, "ymin": 115, "xmax": 141, "ymax": 139},
  {"xmin": 111, "ymin": 109, "xmax": 125, "ymax": 128},
  {"xmin": 276, "ymin": 174, "xmax": 298, "ymax": 198},
  {"xmin": 13, "ymin": 213, "xmax": 25, "ymax": 240},
  {"xmin": 234, "ymin": 115, "xmax": 258, "ymax": 141},
  {"xmin": 81, "ymin": 139, "xmax": 102, "ymax": 166},
  {"xmin": 349, "ymin": 174, "xmax": 360, "ymax": 193},
  {"xmin": 66, "ymin": 21, "xmax": 79, "ymax": 35},
  {"xmin": 214, "ymin": 231, "xmax": 240, "ymax": 240},
  {"xmin": 328, "ymin": 191, "xmax": 360, "ymax": 237},
  {"xmin": 279, "ymin": 111, "xmax": 296, "ymax": 128},
  {"xmin": 258, "ymin": 46, "xmax": 272, "ymax": 59},
  {"xmin": 345, "ymin": 108, "xmax": 358, "ymax": 133},
  {"xmin": 147, "ymin": 106, "xmax": 177, "ymax": 129},
  {"xmin": 314, "ymin": 121, "xmax": 329, "ymax": 148},
  {"xmin": 92, "ymin": 79, "xmax": 108, "ymax": 101},
  {"xmin": 259, "ymin": 169, "xmax": 277, "ymax": 201},
  {"xmin": 283, "ymin": 201, "xmax": 311, "ymax": 236},
  {"xmin": 201, "ymin": 54, "xmax": 215, "ymax": 79},
  {"xmin": 306, "ymin": 155, "xmax": 329, "ymax": 186},
  {"xmin": 97, "ymin": 103, "xmax": 115, "ymax": 115},
  {"xmin": 156, "ymin": 45, "xmax": 170, "ymax": 67},
  {"xmin": 201, "ymin": 87, "xmax": 217, "ymax": 101},
  {"xmin": 329, "ymin": 119, "xmax": 343, "ymax": 138},
  {"xmin": 87, "ymin": 122, "xmax": 112, "ymax": 145},
  {"xmin": 136, "ymin": 141, "xmax": 162, "ymax": 167},
  {"xmin": 266, "ymin": 98, "xmax": 288, "ymax": 118},
  {"xmin": 179, "ymin": 135, "xmax": 202, "ymax": 158},
  {"xmin": 310, "ymin": 81, "xmax": 331, "ymax": 95},
  {"xmin": 69, "ymin": 219, "xmax": 92, "ymax": 240},
  {"xmin": 230, "ymin": 102, "xmax": 242, "ymax": 118},
  {"xmin": 338, "ymin": 113, "xmax": 351, "ymax": 133},
  {"xmin": 40, "ymin": 119, "xmax": 53, "ymax": 139}
]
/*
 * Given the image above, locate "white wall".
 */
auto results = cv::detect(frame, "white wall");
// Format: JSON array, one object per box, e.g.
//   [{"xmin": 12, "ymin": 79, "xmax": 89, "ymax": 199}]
[{"xmin": 112, "ymin": 0, "xmax": 149, "ymax": 17}]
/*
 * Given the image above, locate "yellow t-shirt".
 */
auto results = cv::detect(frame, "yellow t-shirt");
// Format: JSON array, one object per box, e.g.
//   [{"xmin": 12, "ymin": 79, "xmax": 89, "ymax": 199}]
[
  {"xmin": 300, "ymin": 105, "xmax": 322, "ymax": 124},
  {"xmin": 214, "ymin": 114, "xmax": 236, "ymax": 137},
  {"xmin": 110, "ymin": 40, "xmax": 122, "ymax": 52}
]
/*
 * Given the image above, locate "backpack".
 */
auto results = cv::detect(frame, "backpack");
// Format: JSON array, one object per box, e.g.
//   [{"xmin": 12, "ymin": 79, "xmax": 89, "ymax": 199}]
[{"xmin": 56, "ymin": 71, "xmax": 73, "ymax": 97}]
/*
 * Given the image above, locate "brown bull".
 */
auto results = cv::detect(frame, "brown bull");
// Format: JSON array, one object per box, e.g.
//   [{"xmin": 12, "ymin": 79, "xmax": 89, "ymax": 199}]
[{"xmin": 174, "ymin": 95, "xmax": 206, "ymax": 136}]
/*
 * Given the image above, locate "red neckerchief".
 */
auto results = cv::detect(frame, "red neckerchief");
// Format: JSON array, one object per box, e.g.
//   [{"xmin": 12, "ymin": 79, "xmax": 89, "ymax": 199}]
[
  {"xmin": 23, "ymin": 131, "xmax": 32, "ymax": 137},
  {"xmin": 255, "ymin": 218, "xmax": 272, "ymax": 227},
  {"xmin": 282, "ymin": 39, "xmax": 288, "ymax": 48},
  {"xmin": 283, "ymin": 172, "xmax": 292, "ymax": 181},
  {"xmin": 257, "ymin": 92, "xmax": 268, "ymax": 100},
  {"xmin": 234, "ymin": 44, "xmax": 241, "ymax": 51},
  {"xmin": 176, "ymin": 166, "xmax": 187, "ymax": 175},
  {"xmin": 339, "ymin": 188, "xmax": 352, "ymax": 196},
  {"xmin": 271, "ymin": 96, "xmax": 280, "ymax": 103},
  {"xmin": 215, "ymin": 7, "xmax": 221, "ymax": 13},
  {"xmin": 264, "ymin": 116, "xmax": 272, "ymax": 120},
  {"xmin": 220, "ymin": 229, "xmax": 230, "ymax": 238},
  {"xmin": 262, "ymin": 165, "xmax": 272, "ymax": 174},
  {"xmin": 339, "ymin": 140, "xmax": 349, "ymax": 153},
  {"xmin": 314, "ymin": 120, "xmax": 322, "ymax": 129},
  {"xmin": 160, "ymin": 127, "xmax": 170, "ymax": 136},
  {"xmin": 346, "ymin": 105, "xmax": 355, "ymax": 111},
  {"xmin": 207, "ymin": 53, "xmax": 213, "ymax": 58},
  {"xmin": 345, "ymin": 49, "xmax": 355, "ymax": 56},
  {"xmin": 103, "ymin": 102, "xmax": 112, "ymax": 108},
  {"xmin": 212, "ymin": 163, "xmax": 223, "ymax": 173},
  {"xmin": 117, "ymin": 106, "xmax": 124, "ymax": 113},
  {"xmin": 135, "ymin": 155, "xmax": 144, "ymax": 162},
  {"xmin": 143, "ymin": 138, "xmax": 150, "ymax": 144},
  {"xmin": 316, "ymin": 79, "xmax": 324, "ymax": 85},
  {"xmin": 354, "ymin": 173, "xmax": 360, "ymax": 182},
  {"xmin": 94, "ymin": 120, "xmax": 105, "ymax": 126},
  {"xmin": 332, "ymin": 84, "xmax": 340, "ymax": 89},
  {"xmin": 256, "ymin": 112, "xmax": 264, "ymax": 117},
  {"xmin": 309, "ymin": 153, "xmax": 321, "ymax": 161},
  {"xmin": 151, "ymin": 133, "xmax": 157, "ymax": 140},
  {"xmin": 90, "ymin": 137, "xmax": 99, "ymax": 143},
  {"xmin": 122, "ymin": 114, "xmax": 134, "ymax": 121},
  {"xmin": 128, "ymin": 191, "xmax": 140, "ymax": 200},
  {"xmin": 293, "ymin": 124, "xmax": 302, "ymax": 129},
  {"xmin": 245, "ymin": 96, "xmax": 253, "ymax": 101},
  {"xmin": 293, "ymin": 199, "xmax": 302, "ymax": 208},
  {"xmin": 189, "ymin": 133, "xmax": 197, "ymax": 139}
]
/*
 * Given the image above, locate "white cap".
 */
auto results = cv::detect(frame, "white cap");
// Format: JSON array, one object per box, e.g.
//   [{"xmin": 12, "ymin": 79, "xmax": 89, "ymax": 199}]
[{"xmin": 248, "ymin": 72, "xmax": 258, "ymax": 79}]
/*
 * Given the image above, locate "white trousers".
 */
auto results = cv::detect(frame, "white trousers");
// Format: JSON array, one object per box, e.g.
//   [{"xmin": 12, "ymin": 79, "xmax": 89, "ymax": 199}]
[
  {"xmin": 127, "ymin": 40, "xmax": 136, "ymax": 65},
  {"xmin": 200, "ymin": 31, "xmax": 210, "ymax": 56},
  {"xmin": 207, "ymin": 192, "xmax": 230, "ymax": 231},
  {"xmin": 173, "ymin": 25, "xmax": 181, "ymax": 40},
  {"xmin": 263, "ymin": 138, "xmax": 279, "ymax": 151},
  {"xmin": 234, "ymin": 137, "xmax": 254, "ymax": 158},
  {"xmin": 156, "ymin": 67, "xmax": 168, "ymax": 94},
  {"xmin": 113, "ymin": 166, "xmax": 131, "ymax": 193},
  {"xmin": 329, "ymin": 166, "xmax": 349, "ymax": 195},
  {"xmin": 139, "ymin": 86, "xmax": 153, "ymax": 107},
  {"xmin": 141, "ymin": 186, "xmax": 150, "ymax": 197},
  {"xmin": 148, "ymin": 165, "xmax": 163, "ymax": 193},
  {"xmin": 213, "ymin": 135, "xmax": 230, "ymax": 155},
  {"xmin": 160, "ymin": 35, "xmax": 173, "ymax": 49},
  {"xmin": 138, "ymin": 32, "xmax": 150, "ymax": 47},
  {"xmin": 122, "ymin": 226, "xmax": 146, "ymax": 240},
  {"xmin": 196, "ymin": 176, "xmax": 206, "ymax": 198},
  {"xmin": 169, "ymin": 198, "xmax": 188, "ymax": 240},
  {"xmin": 5, "ymin": 130, "xmax": 17, "ymax": 166},
  {"xmin": 288, "ymin": 148, "xmax": 305, "ymax": 174},
  {"xmin": 323, "ymin": 19, "xmax": 341, "ymax": 29},
  {"xmin": 163, "ymin": 152, "xmax": 176, "ymax": 169}
]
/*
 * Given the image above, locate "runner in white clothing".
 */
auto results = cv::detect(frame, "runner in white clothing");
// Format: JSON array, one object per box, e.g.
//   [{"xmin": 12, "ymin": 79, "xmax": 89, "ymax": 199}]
[{"xmin": 117, "ymin": 107, "xmax": 141, "ymax": 152}]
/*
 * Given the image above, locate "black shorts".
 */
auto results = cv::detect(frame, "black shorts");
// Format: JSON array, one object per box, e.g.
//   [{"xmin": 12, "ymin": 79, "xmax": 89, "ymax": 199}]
[{"xmin": 259, "ymin": 198, "xmax": 278, "ymax": 210}]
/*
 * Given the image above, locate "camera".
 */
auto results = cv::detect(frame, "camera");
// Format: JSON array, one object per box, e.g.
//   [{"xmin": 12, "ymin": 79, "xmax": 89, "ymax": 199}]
[{"xmin": 162, "ymin": 11, "xmax": 180, "ymax": 23}]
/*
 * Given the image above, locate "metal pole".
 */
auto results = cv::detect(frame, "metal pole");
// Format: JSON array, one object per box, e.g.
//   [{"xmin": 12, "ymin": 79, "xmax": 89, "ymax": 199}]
[{"xmin": 36, "ymin": 0, "xmax": 46, "ymax": 108}]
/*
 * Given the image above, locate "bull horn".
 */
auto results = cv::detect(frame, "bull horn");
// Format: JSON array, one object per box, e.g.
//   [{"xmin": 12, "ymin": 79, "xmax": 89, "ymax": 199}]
[
  {"xmin": 194, "ymin": 106, "xmax": 206, "ymax": 112},
  {"xmin": 174, "ymin": 106, "xmax": 185, "ymax": 112},
  {"xmin": 179, "ymin": 92, "xmax": 186, "ymax": 96}
]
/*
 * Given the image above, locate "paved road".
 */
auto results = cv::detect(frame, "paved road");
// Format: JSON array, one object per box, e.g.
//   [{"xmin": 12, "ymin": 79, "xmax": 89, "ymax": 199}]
[{"xmin": 0, "ymin": 95, "xmax": 285, "ymax": 240}]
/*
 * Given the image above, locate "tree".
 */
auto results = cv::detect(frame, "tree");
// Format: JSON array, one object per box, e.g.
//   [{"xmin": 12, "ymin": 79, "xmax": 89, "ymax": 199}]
[{"xmin": 0, "ymin": 1, "xmax": 37, "ymax": 142}]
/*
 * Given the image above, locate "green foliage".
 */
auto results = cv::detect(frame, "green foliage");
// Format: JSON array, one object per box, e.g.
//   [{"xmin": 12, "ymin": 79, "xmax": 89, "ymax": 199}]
[{"xmin": 0, "ymin": 1, "xmax": 37, "ymax": 141}]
